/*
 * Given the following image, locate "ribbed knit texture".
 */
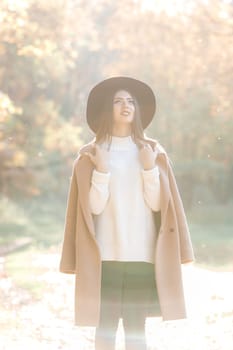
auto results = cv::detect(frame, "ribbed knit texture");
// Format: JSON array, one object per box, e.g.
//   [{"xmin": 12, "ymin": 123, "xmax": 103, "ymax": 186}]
[{"xmin": 89, "ymin": 136, "xmax": 160, "ymax": 263}]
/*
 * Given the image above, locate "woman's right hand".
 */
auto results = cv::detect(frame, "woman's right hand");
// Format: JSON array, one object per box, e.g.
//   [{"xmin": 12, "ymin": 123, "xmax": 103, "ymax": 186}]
[{"xmin": 84, "ymin": 144, "xmax": 110, "ymax": 173}]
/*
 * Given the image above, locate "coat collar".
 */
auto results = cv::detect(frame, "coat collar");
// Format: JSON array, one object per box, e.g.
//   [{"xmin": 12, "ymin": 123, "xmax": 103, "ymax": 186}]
[{"xmin": 78, "ymin": 137, "xmax": 168, "ymax": 156}]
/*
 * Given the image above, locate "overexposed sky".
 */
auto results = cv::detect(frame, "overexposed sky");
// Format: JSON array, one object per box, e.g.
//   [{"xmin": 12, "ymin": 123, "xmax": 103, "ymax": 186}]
[{"xmin": 139, "ymin": 0, "xmax": 197, "ymax": 15}]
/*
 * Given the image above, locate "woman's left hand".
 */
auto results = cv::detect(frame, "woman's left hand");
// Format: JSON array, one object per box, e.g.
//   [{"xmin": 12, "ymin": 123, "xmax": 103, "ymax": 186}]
[{"xmin": 138, "ymin": 143, "xmax": 159, "ymax": 170}]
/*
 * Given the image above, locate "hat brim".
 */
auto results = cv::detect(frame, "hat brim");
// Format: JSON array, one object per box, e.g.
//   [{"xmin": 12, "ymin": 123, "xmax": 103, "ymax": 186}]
[{"xmin": 86, "ymin": 76, "xmax": 156, "ymax": 133}]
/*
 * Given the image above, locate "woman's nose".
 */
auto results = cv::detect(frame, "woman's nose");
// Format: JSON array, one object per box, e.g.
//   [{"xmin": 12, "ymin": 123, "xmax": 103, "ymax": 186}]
[{"xmin": 122, "ymin": 100, "xmax": 129, "ymax": 108}]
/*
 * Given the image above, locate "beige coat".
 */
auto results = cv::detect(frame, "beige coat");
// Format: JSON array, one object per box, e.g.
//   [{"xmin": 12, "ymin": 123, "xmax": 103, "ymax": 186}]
[{"xmin": 59, "ymin": 138, "xmax": 195, "ymax": 326}]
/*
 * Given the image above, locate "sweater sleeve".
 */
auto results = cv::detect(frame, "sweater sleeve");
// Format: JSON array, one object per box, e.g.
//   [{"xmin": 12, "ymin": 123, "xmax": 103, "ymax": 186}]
[
  {"xmin": 141, "ymin": 166, "xmax": 161, "ymax": 212},
  {"xmin": 89, "ymin": 169, "xmax": 111, "ymax": 215}
]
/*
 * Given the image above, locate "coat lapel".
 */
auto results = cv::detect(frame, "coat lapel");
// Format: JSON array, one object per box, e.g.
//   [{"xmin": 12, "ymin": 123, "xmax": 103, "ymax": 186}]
[
  {"xmin": 76, "ymin": 156, "xmax": 96, "ymax": 237},
  {"xmin": 146, "ymin": 139, "xmax": 170, "ymax": 225},
  {"xmin": 157, "ymin": 153, "xmax": 170, "ymax": 226}
]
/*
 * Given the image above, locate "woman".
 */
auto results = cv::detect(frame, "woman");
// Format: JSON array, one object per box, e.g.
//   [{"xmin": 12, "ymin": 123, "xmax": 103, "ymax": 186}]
[{"xmin": 59, "ymin": 76, "xmax": 195, "ymax": 350}]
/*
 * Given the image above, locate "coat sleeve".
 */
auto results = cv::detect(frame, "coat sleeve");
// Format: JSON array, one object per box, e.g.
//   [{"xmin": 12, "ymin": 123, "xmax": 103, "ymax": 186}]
[
  {"xmin": 168, "ymin": 162, "xmax": 195, "ymax": 264},
  {"xmin": 59, "ymin": 159, "xmax": 79, "ymax": 274}
]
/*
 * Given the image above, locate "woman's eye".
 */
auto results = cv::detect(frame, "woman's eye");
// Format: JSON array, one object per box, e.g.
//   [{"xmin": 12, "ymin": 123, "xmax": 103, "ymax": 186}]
[{"xmin": 113, "ymin": 99, "xmax": 134, "ymax": 105}]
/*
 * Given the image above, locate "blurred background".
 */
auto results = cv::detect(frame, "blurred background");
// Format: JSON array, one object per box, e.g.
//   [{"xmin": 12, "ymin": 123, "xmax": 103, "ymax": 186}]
[{"xmin": 0, "ymin": 0, "xmax": 232, "ymax": 349}]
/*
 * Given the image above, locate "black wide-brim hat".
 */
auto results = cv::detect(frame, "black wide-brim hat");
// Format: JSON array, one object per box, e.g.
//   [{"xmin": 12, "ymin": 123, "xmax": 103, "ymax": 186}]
[{"xmin": 86, "ymin": 76, "xmax": 156, "ymax": 133}]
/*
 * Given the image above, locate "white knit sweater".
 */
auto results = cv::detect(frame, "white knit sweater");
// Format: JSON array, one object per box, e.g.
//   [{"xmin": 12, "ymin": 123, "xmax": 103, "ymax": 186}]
[{"xmin": 89, "ymin": 136, "xmax": 161, "ymax": 263}]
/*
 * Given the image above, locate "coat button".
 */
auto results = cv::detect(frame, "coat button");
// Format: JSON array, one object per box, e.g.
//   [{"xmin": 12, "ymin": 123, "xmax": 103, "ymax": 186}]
[{"xmin": 170, "ymin": 228, "xmax": 174, "ymax": 233}]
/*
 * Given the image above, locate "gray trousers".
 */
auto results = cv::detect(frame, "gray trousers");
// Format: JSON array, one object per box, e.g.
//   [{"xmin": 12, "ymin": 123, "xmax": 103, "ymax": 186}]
[{"xmin": 95, "ymin": 261, "xmax": 159, "ymax": 350}]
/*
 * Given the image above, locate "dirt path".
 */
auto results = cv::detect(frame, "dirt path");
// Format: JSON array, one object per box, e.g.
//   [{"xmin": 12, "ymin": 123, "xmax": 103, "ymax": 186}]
[{"xmin": 0, "ymin": 252, "xmax": 232, "ymax": 350}]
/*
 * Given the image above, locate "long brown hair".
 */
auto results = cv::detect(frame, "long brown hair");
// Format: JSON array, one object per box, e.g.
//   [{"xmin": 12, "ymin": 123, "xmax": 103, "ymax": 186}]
[{"xmin": 95, "ymin": 89, "xmax": 146, "ymax": 149}]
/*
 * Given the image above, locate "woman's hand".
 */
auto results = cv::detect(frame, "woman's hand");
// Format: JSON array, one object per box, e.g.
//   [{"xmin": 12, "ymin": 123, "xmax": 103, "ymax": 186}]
[
  {"xmin": 84, "ymin": 144, "xmax": 110, "ymax": 173},
  {"xmin": 138, "ymin": 143, "xmax": 159, "ymax": 170}
]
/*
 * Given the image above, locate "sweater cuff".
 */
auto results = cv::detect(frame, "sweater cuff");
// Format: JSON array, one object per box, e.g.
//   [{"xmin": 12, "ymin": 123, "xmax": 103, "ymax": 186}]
[
  {"xmin": 141, "ymin": 166, "xmax": 159, "ymax": 181},
  {"xmin": 92, "ymin": 169, "xmax": 111, "ymax": 184}
]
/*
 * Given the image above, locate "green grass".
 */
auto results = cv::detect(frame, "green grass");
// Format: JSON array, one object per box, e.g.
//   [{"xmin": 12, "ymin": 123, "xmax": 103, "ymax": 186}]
[
  {"xmin": 1, "ymin": 197, "xmax": 233, "ymax": 298},
  {"xmin": 187, "ymin": 202, "xmax": 233, "ymax": 271},
  {"xmin": 0, "ymin": 195, "xmax": 65, "ymax": 247},
  {"xmin": 189, "ymin": 223, "xmax": 233, "ymax": 270},
  {"xmin": 0, "ymin": 195, "xmax": 65, "ymax": 297},
  {"xmin": 4, "ymin": 248, "xmax": 48, "ymax": 299}
]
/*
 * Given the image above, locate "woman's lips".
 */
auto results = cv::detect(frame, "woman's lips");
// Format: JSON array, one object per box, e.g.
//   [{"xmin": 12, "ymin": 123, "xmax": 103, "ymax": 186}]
[{"xmin": 121, "ymin": 110, "xmax": 130, "ymax": 116}]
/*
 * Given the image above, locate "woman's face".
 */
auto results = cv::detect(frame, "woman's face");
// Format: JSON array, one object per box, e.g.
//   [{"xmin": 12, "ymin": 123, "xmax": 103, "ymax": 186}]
[{"xmin": 113, "ymin": 90, "xmax": 135, "ymax": 127}]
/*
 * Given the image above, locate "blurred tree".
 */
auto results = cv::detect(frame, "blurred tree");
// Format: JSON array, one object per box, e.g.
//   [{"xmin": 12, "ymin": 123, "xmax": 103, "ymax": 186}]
[
  {"xmin": 0, "ymin": 0, "xmax": 232, "ymax": 207},
  {"xmin": 0, "ymin": 0, "xmax": 85, "ymax": 197},
  {"xmin": 100, "ymin": 0, "xmax": 233, "ymax": 207}
]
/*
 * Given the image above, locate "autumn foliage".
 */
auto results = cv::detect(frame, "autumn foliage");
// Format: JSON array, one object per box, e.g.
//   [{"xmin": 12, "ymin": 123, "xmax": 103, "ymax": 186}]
[{"xmin": 0, "ymin": 0, "xmax": 232, "ymax": 207}]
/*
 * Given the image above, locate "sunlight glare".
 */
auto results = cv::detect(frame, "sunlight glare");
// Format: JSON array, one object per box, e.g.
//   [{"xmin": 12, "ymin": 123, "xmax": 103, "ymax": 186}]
[
  {"xmin": 140, "ymin": 0, "xmax": 195, "ymax": 15},
  {"xmin": 7, "ymin": 0, "xmax": 29, "ymax": 11}
]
